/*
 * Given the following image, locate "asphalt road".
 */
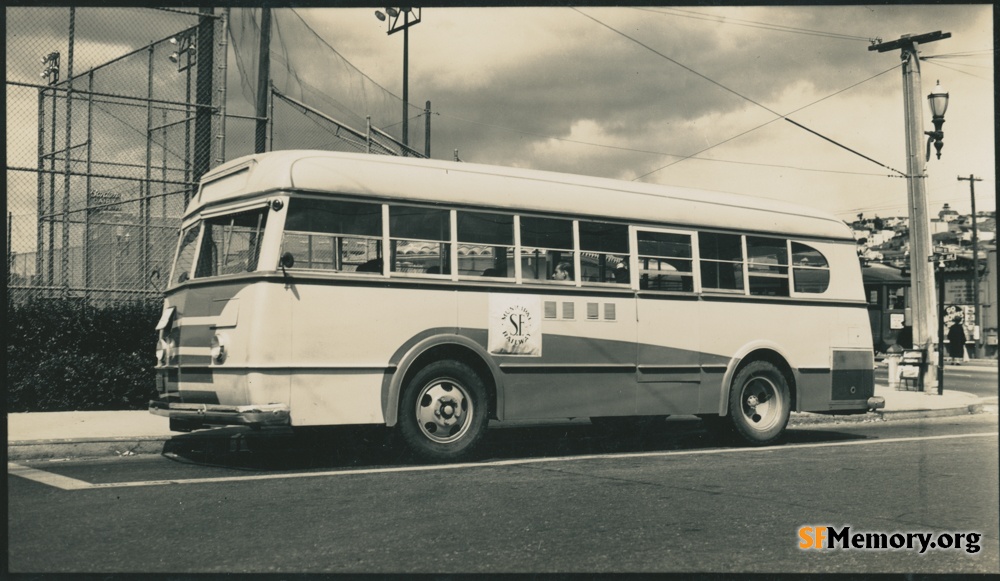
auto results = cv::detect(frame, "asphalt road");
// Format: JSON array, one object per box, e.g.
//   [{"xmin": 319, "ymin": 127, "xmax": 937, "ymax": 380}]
[{"xmin": 9, "ymin": 413, "xmax": 998, "ymax": 574}]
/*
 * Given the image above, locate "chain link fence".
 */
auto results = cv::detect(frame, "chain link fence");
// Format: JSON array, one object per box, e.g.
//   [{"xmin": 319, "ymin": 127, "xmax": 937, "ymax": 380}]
[
  {"xmin": 6, "ymin": 7, "xmax": 223, "ymax": 305},
  {"xmin": 7, "ymin": 7, "xmax": 429, "ymax": 307}
]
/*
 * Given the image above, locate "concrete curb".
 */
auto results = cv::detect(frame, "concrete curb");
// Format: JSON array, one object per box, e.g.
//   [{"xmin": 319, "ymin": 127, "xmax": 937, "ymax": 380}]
[
  {"xmin": 7, "ymin": 436, "xmax": 171, "ymax": 462},
  {"xmin": 9, "ymin": 404, "xmax": 992, "ymax": 462},
  {"xmin": 789, "ymin": 402, "xmax": 985, "ymax": 425}
]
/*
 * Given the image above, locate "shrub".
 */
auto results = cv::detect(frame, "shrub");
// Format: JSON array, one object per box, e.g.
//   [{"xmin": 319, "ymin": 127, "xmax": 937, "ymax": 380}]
[{"xmin": 6, "ymin": 298, "xmax": 160, "ymax": 412}]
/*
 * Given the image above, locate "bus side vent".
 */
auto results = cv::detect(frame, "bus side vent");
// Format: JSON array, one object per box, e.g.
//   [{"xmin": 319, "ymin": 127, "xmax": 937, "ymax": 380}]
[
  {"xmin": 604, "ymin": 303, "xmax": 616, "ymax": 321},
  {"xmin": 562, "ymin": 302, "xmax": 575, "ymax": 320},
  {"xmin": 587, "ymin": 303, "xmax": 599, "ymax": 320},
  {"xmin": 544, "ymin": 301, "xmax": 557, "ymax": 319}
]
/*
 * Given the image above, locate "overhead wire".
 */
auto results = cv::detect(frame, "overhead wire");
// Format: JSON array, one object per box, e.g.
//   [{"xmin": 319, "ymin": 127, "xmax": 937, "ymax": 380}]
[
  {"xmin": 922, "ymin": 58, "xmax": 993, "ymax": 81},
  {"xmin": 570, "ymin": 8, "xmax": 906, "ymax": 181},
  {"xmin": 433, "ymin": 109, "xmax": 889, "ymax": 177},
  {"xmin": 631, "ymin": 6, "xmax": 872, "ymax": 42}
]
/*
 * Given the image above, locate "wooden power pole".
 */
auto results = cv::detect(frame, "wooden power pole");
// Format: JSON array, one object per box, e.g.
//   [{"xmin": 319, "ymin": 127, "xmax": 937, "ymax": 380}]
[{"xmin": 870, "ymin": 31, "xmax": 951, "ymax": 392}]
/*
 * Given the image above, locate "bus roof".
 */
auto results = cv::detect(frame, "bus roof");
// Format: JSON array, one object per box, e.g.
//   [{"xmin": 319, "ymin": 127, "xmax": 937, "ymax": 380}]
[{"xmin": 194, "ymin": 150, "xmax": 854, "ymax": 241}]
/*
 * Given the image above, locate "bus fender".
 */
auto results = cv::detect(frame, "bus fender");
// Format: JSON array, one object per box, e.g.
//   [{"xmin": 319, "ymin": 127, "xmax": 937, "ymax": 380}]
[
  {"xmin": 381, "ymin": 331, "xmax": 505, "ymax": 428},
  {"xmin": 716, "ymin": 340, "xmax": 797, "ymax": 417}
]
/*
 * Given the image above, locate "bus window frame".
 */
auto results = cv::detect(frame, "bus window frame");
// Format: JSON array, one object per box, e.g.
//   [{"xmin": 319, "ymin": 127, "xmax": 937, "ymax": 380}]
[
  {"xmin": 518, "ymin": 213, "xmax": 577, "ymax": 286},
  {"xmin": 578, "ymin": 219, "xmax": 631, "ymax": 288},
  {"xmin": 168, "ymin": 199, "xmax": 278, "ymax": 288},
  {"xmin": 388, "ymin": 203, "xmax": 453, "ymax": 279},
  {"xmin": 456, "ymin": 208, "xmax": 516, "ymax": 282},
  {"xmin": 630, "ymin": 225, "xmax": 699, "ymax": 294},
  {"xmin": 745, "ymin": 235, "xmax": 790, "ymax": 297},
  {"xmin": 280, "ymin": 196, "xmax": 385, "ymax": 273},
  {"xmin": 788, "ymin": 239, "xmax": 832, "ymax": 297},
  {"xmin": 194, "ymin": 204, "xmax": 272, "ymax": 280}
]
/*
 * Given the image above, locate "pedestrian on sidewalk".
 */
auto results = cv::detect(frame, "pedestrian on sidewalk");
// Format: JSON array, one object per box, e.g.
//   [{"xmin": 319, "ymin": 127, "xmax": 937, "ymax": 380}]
[{"xmin": 947, "ymin": 316, "xmax": 967, "ymax": 365}]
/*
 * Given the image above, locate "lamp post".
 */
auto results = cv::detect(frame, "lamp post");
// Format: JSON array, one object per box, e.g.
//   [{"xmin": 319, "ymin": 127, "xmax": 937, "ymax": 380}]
[
  {"xmin": 925, "ymin": 80, "xmax": 949, "ymax": 161},
  {"xmin": 869, "ymin": 31, "xmax": 951, "ymax": 394},
  {"xmin": 375, "ymin": 7, "xmax": 422, "ymax": 154}
]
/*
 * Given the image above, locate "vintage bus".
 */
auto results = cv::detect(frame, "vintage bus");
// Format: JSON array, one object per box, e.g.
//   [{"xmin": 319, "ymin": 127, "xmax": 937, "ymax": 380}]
[{"xmin": 151, "ymin": 150, "xmax": 882, "ymax": 460}]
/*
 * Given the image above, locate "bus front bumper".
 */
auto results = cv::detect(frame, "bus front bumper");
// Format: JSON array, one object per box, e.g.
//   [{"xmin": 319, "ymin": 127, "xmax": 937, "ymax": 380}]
[{"xmin": 149, "ymin": 400, "xmax": 291, "ymax": 427}]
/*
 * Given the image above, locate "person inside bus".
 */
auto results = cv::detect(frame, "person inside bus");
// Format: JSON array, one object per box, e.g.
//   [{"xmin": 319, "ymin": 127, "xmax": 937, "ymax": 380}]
[
  {"xmin": 613, "ymin": 261, "xmax": 629, "ymax": 284},
  {"xmin": 551, "ymin": 262, "xmax": 573, "ymax": 281},
  {"xmin": 356, "ymin": 258, "xmax": 382, "ymax": 273}
]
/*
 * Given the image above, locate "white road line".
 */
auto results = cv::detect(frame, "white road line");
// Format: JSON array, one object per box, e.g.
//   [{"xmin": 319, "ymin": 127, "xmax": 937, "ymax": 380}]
[
  {"xmin": 8, "ymin": 463, "xmax": 97, "ymax": 490},
  {"xmin": 9, "ymin": 431, "xmax": 997, "ymax": 491}
]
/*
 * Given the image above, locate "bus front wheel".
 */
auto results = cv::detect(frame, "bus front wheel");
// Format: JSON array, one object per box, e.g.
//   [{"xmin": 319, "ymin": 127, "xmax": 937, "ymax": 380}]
[
  {"xmin": 398, "ymin": 360, "xmax": 488, "ymax": 462},
  {"xmin": 727, "ymin": 360, "xmax": 790, "ymax": 445}
]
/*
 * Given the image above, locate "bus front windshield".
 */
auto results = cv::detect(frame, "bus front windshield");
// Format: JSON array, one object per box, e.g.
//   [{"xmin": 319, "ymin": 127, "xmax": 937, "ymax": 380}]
[{"xmin": 170, "ymin": 207, "xmax": 269, "ymax": 287}]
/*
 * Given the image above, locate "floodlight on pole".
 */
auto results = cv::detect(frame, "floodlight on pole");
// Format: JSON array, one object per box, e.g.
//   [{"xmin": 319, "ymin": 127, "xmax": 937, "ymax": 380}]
[
  {"xmin": 374, "ymin": 7, "xmax": 422, "ymax": 154},
  {"xmin": 167, "ymin": 29, "xmax": 197, "ymax": 72},
  {"xmin": 40, "ymin": 51, "xmax": 60, "ymax": 85}
]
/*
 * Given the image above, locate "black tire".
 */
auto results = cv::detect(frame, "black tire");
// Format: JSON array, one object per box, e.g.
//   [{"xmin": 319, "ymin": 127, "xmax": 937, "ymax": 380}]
[
  {"xmin": 398, "ymin": 360, "xmax": 489, "ymax": 462},
  {"xmin": 727, "ymin": 360, "xmax": 791, "ymax": 445}
]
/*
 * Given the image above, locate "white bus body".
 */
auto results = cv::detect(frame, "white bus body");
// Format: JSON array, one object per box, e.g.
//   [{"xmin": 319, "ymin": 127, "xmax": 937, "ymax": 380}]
[{"xmin": 151, "ymin": 150, "xmax": 881, "ymax": 460}]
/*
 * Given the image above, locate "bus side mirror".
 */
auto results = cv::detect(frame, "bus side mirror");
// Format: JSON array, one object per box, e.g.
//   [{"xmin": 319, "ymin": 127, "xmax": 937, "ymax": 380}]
[{"xmin": 279, "ymin": 252, "xmax": 295, "ymax": 269}]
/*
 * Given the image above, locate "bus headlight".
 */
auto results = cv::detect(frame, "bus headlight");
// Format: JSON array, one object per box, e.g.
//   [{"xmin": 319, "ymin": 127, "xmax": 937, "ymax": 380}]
[{"xmin": 210, "ymin": 333, "xmax": 228, "ymax": 364}]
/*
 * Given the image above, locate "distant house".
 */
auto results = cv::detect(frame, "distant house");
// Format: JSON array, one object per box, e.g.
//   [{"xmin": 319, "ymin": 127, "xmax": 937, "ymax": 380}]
[{"xmin": 938, "ymin": 203, "xmax": 960, "ymax": 222}]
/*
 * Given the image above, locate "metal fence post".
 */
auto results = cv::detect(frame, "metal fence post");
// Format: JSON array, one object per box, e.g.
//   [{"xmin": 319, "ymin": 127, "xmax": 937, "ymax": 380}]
[
  {"xmin": 84, "ymin": 69, "xmax": 94, "ymax": 299},
  {"xmin": 61, "ymin": 7, "xmax": 75, "ymax": 297},
  {"xmin": 36, "ymin": 88, "xmax": 46, "ymax": 289},
  {"xmin": 144, "ymin": 43, "xmax": 154, "ymax": 291}
]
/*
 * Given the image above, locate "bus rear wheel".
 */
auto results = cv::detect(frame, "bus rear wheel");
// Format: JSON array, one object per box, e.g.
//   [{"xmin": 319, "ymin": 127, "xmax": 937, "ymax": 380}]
[
  {"xmin": 398, "ymin": 360, "xmax": 488, "ymax": 462},
  {"xmin": 727, "ymin": 360, "xmax": 790, "ymax": 445}
]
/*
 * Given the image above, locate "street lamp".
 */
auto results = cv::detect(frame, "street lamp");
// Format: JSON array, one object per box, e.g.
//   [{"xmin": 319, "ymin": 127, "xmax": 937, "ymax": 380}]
[
  {"xmin": 374, "ymin": 7, "xmax": 422, "ymax": 153},
  {"xmin": 925, "ymin": 80, "xmax": 949, "ymax": 161}
]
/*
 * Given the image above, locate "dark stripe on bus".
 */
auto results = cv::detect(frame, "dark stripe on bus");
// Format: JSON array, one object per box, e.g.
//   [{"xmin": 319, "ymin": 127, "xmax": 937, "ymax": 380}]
[{"xmin": 166, "ymin": 273, "xmax": 868, "ymax": 310}]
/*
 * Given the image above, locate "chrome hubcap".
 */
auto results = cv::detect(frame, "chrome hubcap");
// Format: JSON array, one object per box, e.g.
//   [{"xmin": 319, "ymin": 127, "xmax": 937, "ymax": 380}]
[
  {"xmin": 740, "ymin": 376, "xmax": 781, "ymax": 430},
  {"xmin": 416, "ymin": 379, "xmax": 472, "ymax": 444}
]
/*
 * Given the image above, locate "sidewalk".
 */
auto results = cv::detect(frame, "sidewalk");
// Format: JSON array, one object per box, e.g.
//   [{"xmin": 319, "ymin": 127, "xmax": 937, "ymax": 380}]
[{"xmin": 8, "ymin": 379, "xmax": 991, "ymax": 461}]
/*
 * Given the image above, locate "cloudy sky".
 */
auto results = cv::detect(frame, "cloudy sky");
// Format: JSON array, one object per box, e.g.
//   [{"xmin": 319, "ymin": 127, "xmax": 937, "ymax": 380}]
[
  {"xmin": 6, "ymin": 4, "xmax": 995, "ymax": 227},
  {"xmin": 292, "ymin": 4, "xmax": 994, "ymax": 221}
]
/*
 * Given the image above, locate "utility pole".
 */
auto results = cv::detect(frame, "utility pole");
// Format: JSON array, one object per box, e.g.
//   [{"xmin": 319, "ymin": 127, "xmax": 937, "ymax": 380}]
[
  {"xmin": 255, "ymin": 6, "xmax": 272, "ymax": 154},
  {"xmin": 958, "ymin": 174, "xmax": 983, "ymax": 357},
  {"xmin": 402, "ymin": 9, "xmax": 409, "ymax": 153},
  {"xmin": 425, "ymin": 100, "xmax": 431, "ymax": 158},
  {"xmin": 870, "ymin": 31, "xmax": 951, "ymax": 393}
]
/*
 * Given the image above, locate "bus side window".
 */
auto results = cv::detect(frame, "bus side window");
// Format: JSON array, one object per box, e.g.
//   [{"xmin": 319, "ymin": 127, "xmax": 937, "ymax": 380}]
[
  {"xmin": 699, "ymin": 232, "xmax": 744, "ymax": 292},
  {"xmin": 579, "ymin": 221, "xmax": 629, "ymax": 285},
  {"xmin": 281, "ymin": 198, "xmax": 382, "ymax": 272},
  {"xmin": 746, "ymin": 236, "xmax": 789, "ymax": 296},
  {"xmin": 457, "ymin": 211, "xmax": 514, "ymax": 279},
  {"xmin": 791, "ymin": 242, "xmax": 830, "ymax": 293},
  {"xmin": 519, "ymin": 216, "xmax": 575, "ymax": 283},
  {"xmin": 636, "ymin": 230, "xmax": 694, "ymax": 292},
  {"xmin": 389, "ymin": 206, "xmax": 451, "ymax": 275}
]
